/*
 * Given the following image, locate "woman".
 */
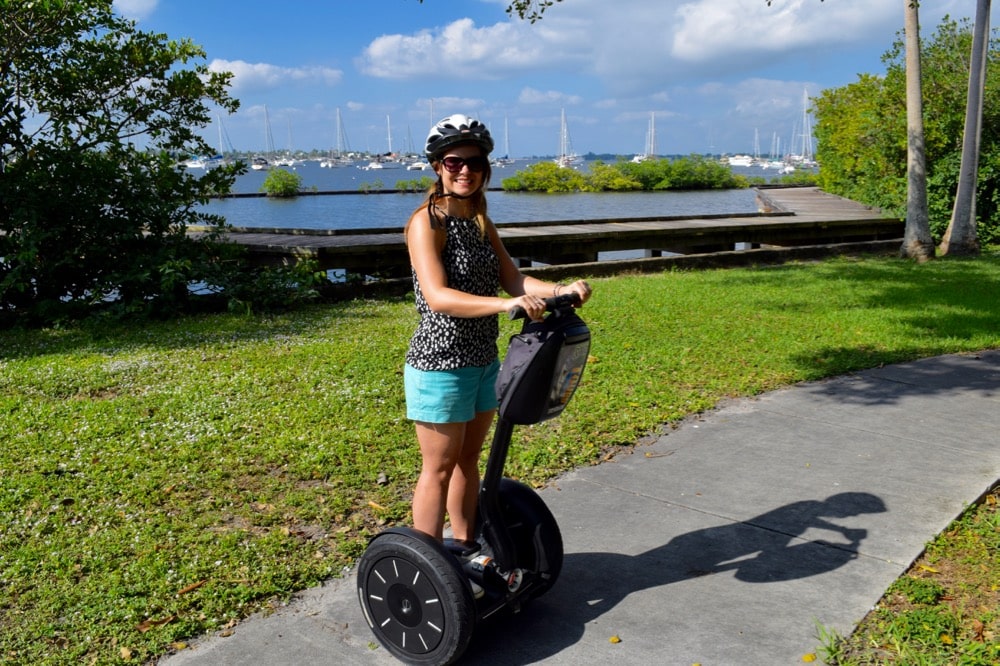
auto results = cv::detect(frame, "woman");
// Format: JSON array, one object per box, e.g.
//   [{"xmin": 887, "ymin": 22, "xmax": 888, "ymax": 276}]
[{"xmin": 404, "ymin": 114, "xmax": 592, "ymax": 544}]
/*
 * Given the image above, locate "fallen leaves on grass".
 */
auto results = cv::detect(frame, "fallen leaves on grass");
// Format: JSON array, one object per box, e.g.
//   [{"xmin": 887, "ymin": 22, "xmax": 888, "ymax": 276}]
[
  {"xmin": 136, "ymin": 615, "xmax": 176, "ymax": 633},
  {"xmin": 176, "ymin": 580, "xmax": 207, "ymax": 596}
]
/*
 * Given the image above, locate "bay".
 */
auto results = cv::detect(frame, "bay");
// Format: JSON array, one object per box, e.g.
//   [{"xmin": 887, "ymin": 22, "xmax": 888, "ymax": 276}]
[{"xmin": 199, "ymin": 159, "xmax": 784, "ymax": 231}]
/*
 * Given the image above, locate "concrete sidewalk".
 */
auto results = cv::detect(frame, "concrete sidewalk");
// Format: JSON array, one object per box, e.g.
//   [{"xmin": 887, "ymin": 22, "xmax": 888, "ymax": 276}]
[{"xmin": 160, "ymin": 350, "xmax": 1000, "ymax": 666}]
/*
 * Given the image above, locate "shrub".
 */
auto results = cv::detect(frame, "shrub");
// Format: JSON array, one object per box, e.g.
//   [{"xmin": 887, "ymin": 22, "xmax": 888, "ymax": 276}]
[
  {"xmin": 261, "ymin": 168, "xmax": 303, "ymax": 197},
  {"xmin": 585, "ymin": 161, "xmax": 643, "ymax": 191},
  {"xmin": 501, "ymin": 160, "xmax": 589, "ymax": 192},
  {"xmin": 502, "ymin": 156, "xmax": 750, "ymax": 193}
]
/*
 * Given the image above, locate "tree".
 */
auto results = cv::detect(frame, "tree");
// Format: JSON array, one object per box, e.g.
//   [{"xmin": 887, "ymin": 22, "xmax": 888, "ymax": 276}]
[
  {"xmin": 940, "ymin": 0, "xmax": 992, "ymax": 256},
  {"xmin": 504, "ymin": 0, "xmax": 564, "ymax": 21},
  {"xmin": 0, "ymin": 0, "xmax": 243, "ymax": 325},
  {"xmin": 900, "ymin": 0, "xmax": 935, "ymax": 261}
]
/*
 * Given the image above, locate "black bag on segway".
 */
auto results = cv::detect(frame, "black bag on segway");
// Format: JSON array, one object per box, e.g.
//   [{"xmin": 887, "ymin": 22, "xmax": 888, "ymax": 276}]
[{"xmin": 496, "ymin": 302, "xmax": 591, "ymax": 425}]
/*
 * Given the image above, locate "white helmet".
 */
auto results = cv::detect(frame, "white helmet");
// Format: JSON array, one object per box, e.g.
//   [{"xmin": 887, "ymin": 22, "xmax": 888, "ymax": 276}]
[{"xmin": 424, "ymin": 114, "xmax": 494, "ymax": 160}]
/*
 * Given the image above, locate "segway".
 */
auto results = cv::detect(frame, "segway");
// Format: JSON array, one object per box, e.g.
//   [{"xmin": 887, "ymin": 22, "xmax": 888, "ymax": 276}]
[{"xmin": 357, "ymin": 293, "xmax": 591, "ymax": 665}]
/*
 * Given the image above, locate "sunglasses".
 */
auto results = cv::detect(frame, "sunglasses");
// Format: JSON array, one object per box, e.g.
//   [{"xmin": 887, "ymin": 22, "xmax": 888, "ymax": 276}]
[{"xmin": 441, "ymin": 155, "xmax": 489, "ymax": 173}]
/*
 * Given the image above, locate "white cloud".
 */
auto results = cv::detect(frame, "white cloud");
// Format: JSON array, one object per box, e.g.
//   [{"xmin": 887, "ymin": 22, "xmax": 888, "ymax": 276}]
[
  {"xmin": 209, "ymin": 59, "xmax": 342, "ymax": 93},
  {"xmin": 358, "ymin": 17, "xmax": 580, "ymax": 80},
  {"xmin": 672, "ymin": 0, "xmax": 896, "ymax": 64},
  {"xmin": 113, "ymin": 0, "xmax": 158, "ymax": 20}
]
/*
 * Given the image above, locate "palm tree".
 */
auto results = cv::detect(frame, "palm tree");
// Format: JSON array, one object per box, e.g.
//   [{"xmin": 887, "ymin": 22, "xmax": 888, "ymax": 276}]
[
  {"xmin": 900, "ymin": 0, "xmax": 935, "ymax": 261},
  {"xmin": 940, "ymin": 0, "xmax": 991, "ymax": 256}
]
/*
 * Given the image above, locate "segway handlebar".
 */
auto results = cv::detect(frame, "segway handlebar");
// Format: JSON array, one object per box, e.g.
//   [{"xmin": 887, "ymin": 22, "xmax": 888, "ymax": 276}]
[{"xmin": 508, "ymin": 292, "xmax": 581, "ymax": 320}]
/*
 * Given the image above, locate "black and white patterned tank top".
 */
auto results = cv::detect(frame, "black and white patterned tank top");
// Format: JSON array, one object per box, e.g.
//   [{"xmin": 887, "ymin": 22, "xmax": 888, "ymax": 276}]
[{"xmin": 406, "ymin": 215, "xmax": 501, "ymax": 371}]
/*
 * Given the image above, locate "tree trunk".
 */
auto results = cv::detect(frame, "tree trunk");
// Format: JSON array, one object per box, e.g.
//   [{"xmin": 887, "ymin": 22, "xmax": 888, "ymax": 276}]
[
  {"xmin": 939, "ymin": 0, "xmax": 990, "ymax": 256},
  {"xmin": 900, "ymin": 0, "xmax": 935, "ymax": 261}
]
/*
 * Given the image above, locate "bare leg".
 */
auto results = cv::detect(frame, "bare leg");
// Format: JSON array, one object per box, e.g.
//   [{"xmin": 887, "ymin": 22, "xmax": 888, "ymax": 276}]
[
  {"xmin": 446, "ymin": 410, "xmax": 495, "ymax": 541},
  {"xmin": 412, "ymin": 420, "xmax": 466, "ymax": 540}
]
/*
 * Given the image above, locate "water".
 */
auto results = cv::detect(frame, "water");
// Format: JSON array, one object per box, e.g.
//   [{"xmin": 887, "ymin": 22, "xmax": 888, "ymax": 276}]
[{"xmin": 199, "ymin": 160, "xmax": 781, "ymax": 231}]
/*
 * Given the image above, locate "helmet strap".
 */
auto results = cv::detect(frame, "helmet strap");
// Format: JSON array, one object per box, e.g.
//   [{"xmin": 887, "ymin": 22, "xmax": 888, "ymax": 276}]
[{"xmin": 427, "ymin": 179, "xmax": 477, "ymax": 224}]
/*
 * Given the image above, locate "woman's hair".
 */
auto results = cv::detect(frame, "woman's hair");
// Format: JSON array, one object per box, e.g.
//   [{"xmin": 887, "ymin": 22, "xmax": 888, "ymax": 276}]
[{"xmin": 404, "ymin": 148, "xmax": 493, "ymax": 239}]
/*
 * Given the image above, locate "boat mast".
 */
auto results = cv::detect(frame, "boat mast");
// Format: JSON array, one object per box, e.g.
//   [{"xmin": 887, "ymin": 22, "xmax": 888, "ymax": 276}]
[
  {"xmin": 336, "ymin": 108, "xmax": 343, "ymax": 155},
  {"xmin": 648, "ymin": 111, "xmax": 656, "ymax": 157},
  {"xmin": 559, "ymin": 108, "xmax": 568, "ymax": 158},
  {"xmin": 264, "ymin": 105, "xmax": 275, "ymax": 156},
  {"xmin": 800, "ymin": 88, "xmax": 813, "ymax": 162},
  {"xmin": 504, "ymin": 115, "xmax": 511, "ymax": 158}
]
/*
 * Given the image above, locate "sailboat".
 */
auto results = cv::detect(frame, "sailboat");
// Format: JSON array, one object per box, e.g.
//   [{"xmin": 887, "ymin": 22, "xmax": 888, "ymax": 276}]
[
  {"xmin": 273, "ymin": 120, "xmax": 298, "ymax": 167},
  {"xmin": 179, "ymin": 116, "xmax": 229, "ymax": 169},
  {"xmin": 632, "ymin": 112, "xmax": 657, "ymax": 163},
  {"xmin": 363, "ymin": 115, "xmax": 401, "ymax": 170},
  {"xmin": 762, "ymin": 131, "xmax": 785, "ymax": 170},
  {"xmin": 250, "ymin": 106, "xmax": 275, "ymax": 170},
  {"xmin": 202, "ymin": 115, "xmax": 230, "ymax": 168},
  {"xmin": 321, "ymin": 108, "xmax": 354, "ymax": 167},
  {"xmin": 553, "ymin": 108, "xmax": 582, "ymax": 168},
  {"xmin": 782, "ymin": 88, "xmax": 817, "ymax": 169},
  {"xmin": 406, "ymin": 120, "xmax": 430, "ymax": 168},
  {"xmin": 490, "ymin": 116, "xmax": 515, "ymax": 167}
]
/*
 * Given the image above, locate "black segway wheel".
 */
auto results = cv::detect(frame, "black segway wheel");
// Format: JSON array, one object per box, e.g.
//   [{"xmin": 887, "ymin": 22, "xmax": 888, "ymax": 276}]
[
  {"xmin": 357, "ymin": 529, "xmax": 475, "ymax": 665},
  {"xmin": 495, "ymin": 478, "xmax": 563, "ymax": 597}
]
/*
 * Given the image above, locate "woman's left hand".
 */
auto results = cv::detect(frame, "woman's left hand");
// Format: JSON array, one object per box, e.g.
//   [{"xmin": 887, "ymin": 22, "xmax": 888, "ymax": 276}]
[{"xmin": 563, "ymin": 280, "xmax": 592, "ymax": 305}]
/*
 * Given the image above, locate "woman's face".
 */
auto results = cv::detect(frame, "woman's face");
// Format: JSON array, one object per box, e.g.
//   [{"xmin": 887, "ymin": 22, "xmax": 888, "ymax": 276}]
[{"xmin": 436, "ymin": 143, "xmax": 488, "ymax": 197}]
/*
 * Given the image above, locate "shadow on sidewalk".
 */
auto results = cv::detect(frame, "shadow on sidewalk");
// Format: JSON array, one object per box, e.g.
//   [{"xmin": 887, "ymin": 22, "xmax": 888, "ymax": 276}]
[{"xmin": 460, "ymin": 491, "xmax": 887, "ymax": 665}]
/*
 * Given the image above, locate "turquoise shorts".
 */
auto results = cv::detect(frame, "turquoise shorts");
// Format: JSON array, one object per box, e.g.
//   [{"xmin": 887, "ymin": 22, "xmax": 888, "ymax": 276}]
[{"xmin": 404, "ymin": 360, "xmax": 501, "ymax": 423}]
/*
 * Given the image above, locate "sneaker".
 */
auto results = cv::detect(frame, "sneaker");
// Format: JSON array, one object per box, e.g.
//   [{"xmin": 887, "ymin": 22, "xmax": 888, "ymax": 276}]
[{"xmin": 443, "ymin": 537, "xmax": 480, "ymax": 560}]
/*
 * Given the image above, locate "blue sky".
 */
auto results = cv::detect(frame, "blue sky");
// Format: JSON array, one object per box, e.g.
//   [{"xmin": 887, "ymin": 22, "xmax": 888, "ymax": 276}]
[{"xmin": 114, "ymin": 0, "xmax": 982, "ymax": 158}]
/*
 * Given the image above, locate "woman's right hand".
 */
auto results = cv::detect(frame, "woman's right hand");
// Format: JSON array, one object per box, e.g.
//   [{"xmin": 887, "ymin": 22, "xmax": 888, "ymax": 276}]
[{"xmin": 505, "ymin": 294, "xmax": 547, "ymax": 321}]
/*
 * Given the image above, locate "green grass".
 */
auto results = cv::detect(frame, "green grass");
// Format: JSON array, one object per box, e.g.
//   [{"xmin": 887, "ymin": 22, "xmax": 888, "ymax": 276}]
[
  {"xmin": 2, "ymin": 253, "xmax": 1000, "ymax": 664},
  {"xmin": 818, "ymin": 486, "xmax": 999, "ymax": 665}
]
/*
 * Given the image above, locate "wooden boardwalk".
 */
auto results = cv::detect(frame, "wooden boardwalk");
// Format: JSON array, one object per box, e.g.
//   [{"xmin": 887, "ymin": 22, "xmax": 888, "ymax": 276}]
[{"xmin": 221, "ymin": 187, "xmax": 902, "ymax": 277}]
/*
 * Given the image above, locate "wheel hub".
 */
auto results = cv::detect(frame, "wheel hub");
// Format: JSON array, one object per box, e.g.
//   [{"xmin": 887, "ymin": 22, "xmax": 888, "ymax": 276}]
[{"xmin": 387, "ymin": 583, "xmax": 422, "ymax": 626}]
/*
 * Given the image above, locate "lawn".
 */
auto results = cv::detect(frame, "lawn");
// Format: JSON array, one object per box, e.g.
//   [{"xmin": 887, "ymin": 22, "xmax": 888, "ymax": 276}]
[{"xmin": 2, "ymin": 252, "xmax": 999, "ymax": 664}]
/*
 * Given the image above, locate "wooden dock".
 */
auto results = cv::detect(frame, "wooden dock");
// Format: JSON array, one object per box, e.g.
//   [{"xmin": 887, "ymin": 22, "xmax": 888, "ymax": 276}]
[{"xmin": 220, "ymin": 187, "xmax": 903, "ymax": 279}]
